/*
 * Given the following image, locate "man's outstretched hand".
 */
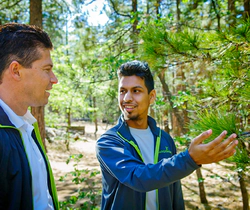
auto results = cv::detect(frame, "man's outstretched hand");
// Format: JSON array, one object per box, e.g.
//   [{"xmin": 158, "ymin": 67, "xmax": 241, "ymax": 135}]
[{"xmin": 188, "ymin": 129, "xmax": 238, "ymax": 165}]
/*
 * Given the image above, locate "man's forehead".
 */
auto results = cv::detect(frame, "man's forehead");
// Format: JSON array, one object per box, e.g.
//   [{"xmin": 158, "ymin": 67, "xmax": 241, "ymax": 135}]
[{"xmin": 119, "ymin": 76, "xmax": 145, "ymax": 88}]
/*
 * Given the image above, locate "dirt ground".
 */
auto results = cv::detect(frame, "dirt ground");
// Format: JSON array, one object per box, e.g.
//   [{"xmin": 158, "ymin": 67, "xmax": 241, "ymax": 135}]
[{"xmin": 47, "ymin": 122, "xmax": 249, "ymax": 210}]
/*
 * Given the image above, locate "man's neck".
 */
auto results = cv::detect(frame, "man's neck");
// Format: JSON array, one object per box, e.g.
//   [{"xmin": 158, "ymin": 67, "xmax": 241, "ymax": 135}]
[{"xmin": 126, "ymin": 119, "xmax": 148, "ymax": 129}]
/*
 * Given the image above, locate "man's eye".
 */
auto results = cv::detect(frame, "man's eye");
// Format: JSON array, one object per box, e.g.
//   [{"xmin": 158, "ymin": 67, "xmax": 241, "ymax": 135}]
[{"xmin": 44, "ymin": 69, "xmax": 50, "ymax": 72}]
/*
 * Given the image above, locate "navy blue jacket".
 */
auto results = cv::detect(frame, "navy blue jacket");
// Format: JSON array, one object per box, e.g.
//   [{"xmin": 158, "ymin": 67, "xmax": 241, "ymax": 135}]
[
  {"xmin": 0, "ymin": 106, "xmax": 59, "ymax": 210},
  {"xmin": 96, "ymin": 115, "xmax": 199, "ymax": 210}
]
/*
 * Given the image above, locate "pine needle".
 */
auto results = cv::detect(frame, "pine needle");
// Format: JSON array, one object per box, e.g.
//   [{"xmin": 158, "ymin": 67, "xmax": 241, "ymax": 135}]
[{"xmin": 189, "ymin": 108, "xmax": 238, "ymax": 143}]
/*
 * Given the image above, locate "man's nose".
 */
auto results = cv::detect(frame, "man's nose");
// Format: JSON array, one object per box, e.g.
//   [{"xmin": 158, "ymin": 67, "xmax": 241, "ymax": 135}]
[
  {"xmin": 123, "ymin": 91, "xmax": 132, "ymax": 102},
  {"xmin": 50, "ymin": 70, "xmax": 58, "ymax": 84}
]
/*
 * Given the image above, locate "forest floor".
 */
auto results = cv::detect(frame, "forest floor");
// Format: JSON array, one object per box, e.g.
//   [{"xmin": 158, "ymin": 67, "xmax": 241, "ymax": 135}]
[{"xmin": 46, "ymin": 121, "xmax": 249, "ymax": 210}]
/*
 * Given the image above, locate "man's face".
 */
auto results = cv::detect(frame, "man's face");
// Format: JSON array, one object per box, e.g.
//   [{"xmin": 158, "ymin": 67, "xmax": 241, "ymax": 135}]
[
  {"xmin": 118, "ymin": 75, "xmax": 155, "ymax": 128},
  {"xmin": 21, "ymin": 48, "xmax": 58, "ymax": 107}
]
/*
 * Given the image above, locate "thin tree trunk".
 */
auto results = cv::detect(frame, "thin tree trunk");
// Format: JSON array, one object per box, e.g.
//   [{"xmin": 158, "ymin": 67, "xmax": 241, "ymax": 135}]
[
  {"xmin": 93, "ymin": 96, "xmax": 98, "ymax": 138},
  {"xmin": 163, "ymin": 109, "xmax": 170, "ymax": 133},
  {"xmin": 65, "ymin": 107, "xmax": 71, "ymax": 151},
  {"xmin": 156, "ymin": 0, "xmax": 161, "ymax": 17},
  {"xmin": 196, "ymin": 168, "xmax": 208, "ymax": 204},
  {"xmin": 238, "ymin": 168, "xmax": 249, "ymax": 209},
  {"xmin": 228, "ymin": 0, "xmax": 236, "ymax": 26},
  {"xmin": 31, "ymin": 106, "xmax": 46, "ymax": 150},
  {"xmin": 243, "ymin": 0, "xmax": 250, "ymax": 19},
  {"xmin": 176, "ymin": 0, "xmax": 180, "ymax": 22},
  {"xmin": 131, "ymin": 0, "xmax": 138, "ymax": 53},
  {"xmin": 158, "ymin": 71, "xmax": 187, "ymax": 135},
  {"xmin": 211, "ymin": 0, "xmax": 221, "ymax": 30}
]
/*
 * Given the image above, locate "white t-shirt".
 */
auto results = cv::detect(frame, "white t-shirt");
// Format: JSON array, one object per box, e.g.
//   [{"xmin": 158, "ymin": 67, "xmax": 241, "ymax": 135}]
[
  {"xmin": 0, "ymin": 99, "xmax": 54, "ymax": 210},
  {"xmin": 129, "ymin": 126, "xmax": 157, "ymax": 210}
]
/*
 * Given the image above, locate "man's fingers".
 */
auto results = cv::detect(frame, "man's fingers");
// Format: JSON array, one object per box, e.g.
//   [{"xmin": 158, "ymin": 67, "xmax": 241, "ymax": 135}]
[
  {"xmin": 189, "ymin": 130, "xmax": 238, "ymax": 165},
  {"xmin": 212, "ymin": 134, "xmax": 238, "ymax": 159},
  {"xmin": 220, "ymin": 133, "xmax": 237, "ymax": 148},
  {"xmin": 222, "ymin": 139, "xmax": 238, "ymax": 157},
  {"xmin": 192, "ymin": 129, "xmax": 212, "ymax": 145},
  {"xmin": 206, "ymin": 130, "xmax": 228, "ymax": 148}
]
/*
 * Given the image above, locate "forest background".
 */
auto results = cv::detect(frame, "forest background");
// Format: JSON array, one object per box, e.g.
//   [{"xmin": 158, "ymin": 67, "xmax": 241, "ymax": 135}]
[{"xmin": 1, "ymin": 0, "xmax": 249, "ymax": 209}]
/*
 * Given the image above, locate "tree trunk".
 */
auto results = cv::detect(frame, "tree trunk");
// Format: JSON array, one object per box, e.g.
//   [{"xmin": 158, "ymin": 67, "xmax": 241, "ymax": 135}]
[
  {"xmin": 196, "ymin": 168, "xmax": 208, "ymax": 204},
  {"xmin": 131, "ymin": 0, "xmax": 138, "ymax": 53},
  {"xmin": 238, "ymin": 171, "xmax": 249, "ymax": 210},
  {"xmin": 93, "ymin": 96, "xmax": 98, "ymax": 138},
  {"xmin": 163, "ymin": 109, "xmax": 170, "ymax": 133},
  {"xmin": 228, "ymin": 0, "xmax": 236, "ymax": 26},
  {"xmin": 176, "ymin": 0, "xmax": 180, "ymax": 21},
  {"xmin": 155, "ymin": 0, "xmax": 161, "ymax": 17},
  {"xmin": 158, "ymin": 71, "xmax": 187, "ymax": 135},
  {"xmin": 31, "ymin": 106, "xmax": 46, "ymax": 150},
  {"xmin": 211, "ymin": 0, "xmax": 221, "ymax": 30},
  {"xmin": 30, "ymin": 0, "xmax": 42, "ymax": 27},
  {"xmin": 30, "ymin": 0, "xmax": 46, "ymax": 149},
  {"xmin": 243, "ymin": 0, "xmax": 250, "ymax": 19}
]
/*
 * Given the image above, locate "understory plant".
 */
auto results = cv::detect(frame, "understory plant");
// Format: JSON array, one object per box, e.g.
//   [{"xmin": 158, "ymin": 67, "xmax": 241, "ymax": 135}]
[{"xmin": 59, "ymin": 154, "xmax": 101, "ymax": 210}]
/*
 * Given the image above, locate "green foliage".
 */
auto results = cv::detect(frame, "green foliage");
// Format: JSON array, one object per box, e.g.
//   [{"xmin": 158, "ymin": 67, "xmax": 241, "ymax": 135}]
[
  {"xmin": 0, "ymin": 0, "xmax": 29, "ymax": 24},
  {"xmin": 189, "ymin": 107, "xmax": 239, "ymax": 143},
  {"xmin": 174, "ymin": 133, "xmax": 192, "ymax": 146},
  {"xmin": 47, "ymin": 46, "xmax": 90, "ymax": 121},
  {"xmin": 171, "ymin": 90, "xmax": 196, "ymax": 109},
  {"xmin": 231, "ymin": 148, "xmax": 250, "ymax": 171},
  {"xmin": 59, "ymin": 154, "xmax": 101, "ymax": 210},
  {"xmin": 189, "ymin": 107, "xmax": 250, "ymax": 172}
]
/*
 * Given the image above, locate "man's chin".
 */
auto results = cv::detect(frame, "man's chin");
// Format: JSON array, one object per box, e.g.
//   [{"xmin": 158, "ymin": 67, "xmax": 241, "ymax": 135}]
[
  {"xmin": 123, "ymin": 113, "xmax": 138, "ymax": 121},
  {"xmin": 31, "ymin": 100, "xmax": 48, "ymax": 108}
]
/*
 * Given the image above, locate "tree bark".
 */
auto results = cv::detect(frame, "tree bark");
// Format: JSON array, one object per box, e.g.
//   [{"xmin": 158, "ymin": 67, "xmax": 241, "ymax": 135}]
[
  {"xmin": 228, "ymin": 0, "xmax": 236, "ymax": 26},
  {"xmin": 176, "ymin": 0, "xmax": 180, "ymax": 22},
  {"xmin": 30, "ymin": 0, "xmax": 42, "ymax": 27},
  {"xmin": 196, "ymin": 168, "xmax": 208, "ymax": 204},
  {"xmin": 243, "ymin": 0, "xmax": 250, "ymax": 19},
  {"xmin": 93, "ymin": 96, "xmax": 98, "ymax": 138},
  {"xmin": 239, "ymin": 169, "xmax": 249, "ymax": 209},
  {"xmin": 131, "ymin": 0, "xmax": 138, "ymax": 53}
]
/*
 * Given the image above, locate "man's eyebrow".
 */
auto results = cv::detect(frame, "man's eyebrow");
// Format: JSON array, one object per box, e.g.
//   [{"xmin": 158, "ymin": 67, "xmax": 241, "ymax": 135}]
[
  {"xmin": 43, "ymin": 64, "xmax": 53, "ymax": 68},
  {"xmin": 120, "ymin": 85, "xmax": 143, "ymax": 88},
  {"xmin": 132, "ymin": 85, "xmax": 143, "ymax": 89}
]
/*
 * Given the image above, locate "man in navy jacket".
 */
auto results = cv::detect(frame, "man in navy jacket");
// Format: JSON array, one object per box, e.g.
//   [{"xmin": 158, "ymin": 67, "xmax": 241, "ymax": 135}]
[
  {"xmin": 96, "ymin": 60, "xmax": 238, "ymax": 210},
  {"xmin": 0, "ymin": 23, "xmax": 59, "ymax": 210}
]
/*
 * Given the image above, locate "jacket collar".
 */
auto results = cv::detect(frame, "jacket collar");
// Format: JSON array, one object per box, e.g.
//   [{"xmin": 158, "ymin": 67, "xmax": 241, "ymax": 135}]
[
  {"xmin": 0, "ymin": 106, "xmax": 14, "ymax": 127},
  {"xmin": 116, "ymin": 114, "xmax": 160, "ymax": 140}
]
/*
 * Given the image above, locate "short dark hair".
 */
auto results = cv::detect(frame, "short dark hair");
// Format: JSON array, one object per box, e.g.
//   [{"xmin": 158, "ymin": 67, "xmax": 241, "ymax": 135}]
[
  {"xmin": 0, "ymin": 22, "xmax": 53, "ymax": 81},
  {"xmin": 117, "ymin": 60, "xmax": 154, "ymax": 93}
]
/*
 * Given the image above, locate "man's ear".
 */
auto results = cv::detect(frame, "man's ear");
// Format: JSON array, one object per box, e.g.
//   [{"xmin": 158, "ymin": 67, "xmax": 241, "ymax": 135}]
[
  {"xmin": 149, "ymin": 89, "xmax": 156, "ymax": 104},
  {"xmin": 9, "ymin": 61, "xmax": 22, "ymax": 81}
]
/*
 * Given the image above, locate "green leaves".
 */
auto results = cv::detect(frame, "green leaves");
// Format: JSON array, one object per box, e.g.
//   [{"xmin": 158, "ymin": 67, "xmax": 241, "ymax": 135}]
[{"xmin": 59, "ymin": 153, "xmax": 101, "ymax": 209}]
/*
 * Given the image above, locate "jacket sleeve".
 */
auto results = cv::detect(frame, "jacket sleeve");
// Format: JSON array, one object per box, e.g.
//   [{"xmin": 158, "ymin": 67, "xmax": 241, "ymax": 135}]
[
  {"xmin": 0, "ymin": 132, "xmax": 9, "ymax": 209},
  {"xmin": 96, "ymin": 133, "xmax": 200, "ymax": 192}
]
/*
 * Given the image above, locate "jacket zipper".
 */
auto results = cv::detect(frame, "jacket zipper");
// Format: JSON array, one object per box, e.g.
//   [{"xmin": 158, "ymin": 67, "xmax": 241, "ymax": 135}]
[{"xmin": 117, "ymin": 130, "xmax": 161, "ymax": 210}]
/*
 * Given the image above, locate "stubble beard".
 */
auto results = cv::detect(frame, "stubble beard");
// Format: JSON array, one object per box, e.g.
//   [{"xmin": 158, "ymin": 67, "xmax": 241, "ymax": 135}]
[{"xmin": 123, "ymin": 111, "xmax": 139, "ymax": 121}]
